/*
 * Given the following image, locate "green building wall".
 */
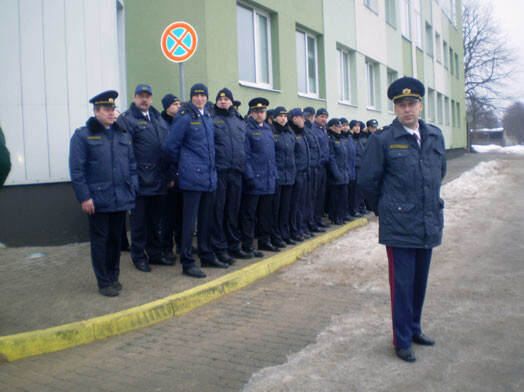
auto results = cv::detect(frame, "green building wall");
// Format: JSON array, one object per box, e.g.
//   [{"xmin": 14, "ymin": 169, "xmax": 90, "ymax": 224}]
[{"xmin": 123, "ymin": 0, "xmax": 467, "ymax": 150}]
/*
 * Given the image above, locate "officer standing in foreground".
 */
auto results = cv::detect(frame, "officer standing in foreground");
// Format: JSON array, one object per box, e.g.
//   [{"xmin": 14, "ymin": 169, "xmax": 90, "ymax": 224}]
[
  {"xmin": 118, "ymin": 84, "xmax": 172, "ymax": 272},
  {"xmin": 69, "ymin": 90, "xmax": 138, "ymax": 297},
  {"xmin": 163, "ymin": 83, "xmax": 224, "ymax": 278},
  {"xmin": 358, "ymin": 77, "xmax": 446, "ymax": 363}
]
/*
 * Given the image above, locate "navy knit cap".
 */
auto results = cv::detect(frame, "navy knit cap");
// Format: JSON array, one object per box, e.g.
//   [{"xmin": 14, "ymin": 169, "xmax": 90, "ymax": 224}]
[
  {"xmin": 327, "ymin": 118, "xmax": 342, "ymax": 128},
  {"xmin": 161, "ymin": 94, "xmax": 179, "ymax": 110},
  {"xmin": 366, "ymin": 119, "xmax": 378, "ymax": 127},
  {"xmin": 316, "ymin": 108, "xmax": 328, "ymax": 116},
  {"xmin": 216, "ymin": 87, "xmax": 234, "ymax": 103},
  {"xmin": 349, "ymin": 120, "xmax": 359, "ymax": 129},
  {"xmin": 303, "ymin": 107, "xmax": 315, "ymax": 116},
  {"xmin": 288, "ymin": 108, "xmax": 305, "ymax": 118},
  {"xmin": 190, "ymin": 83, "xmax": 209, "ymax": 98},
  {"xmin": 340, "ymin": 117, "xmax": 349, "ymax": 125},
  {"xmin": 273, "ymin": 106, "xmax": 288, "ymax": 118}
]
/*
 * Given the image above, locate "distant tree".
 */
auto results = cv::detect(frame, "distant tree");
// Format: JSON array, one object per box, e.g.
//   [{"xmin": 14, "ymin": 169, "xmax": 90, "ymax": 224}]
[
  {"xmin": 502, "ymin": 102, "xmax": 524, "ymax": 144},
  {"xmin": 467, "ymin": 99, "xmax": 500, "ymax": 130},
  {"xmin": 463, "ymin": 0, "xmax": 518, "ymax": 125}
]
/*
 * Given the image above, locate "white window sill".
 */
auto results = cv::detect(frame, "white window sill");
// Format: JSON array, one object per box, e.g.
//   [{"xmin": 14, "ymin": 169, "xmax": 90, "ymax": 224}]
[
  {"xmin": 239, "ymin": 81, "xmax": 281, "ymax": 93},
  {"xmin": 297, "ymin": 92, "xmax": 326, "ymax": 102},
  {"xmin": 367, "ymin": 107, "xmax": 381, "ymax": 113},
  {"xmin": 338, "ymin": 101, "xmax": 358, "ymax": 108}
]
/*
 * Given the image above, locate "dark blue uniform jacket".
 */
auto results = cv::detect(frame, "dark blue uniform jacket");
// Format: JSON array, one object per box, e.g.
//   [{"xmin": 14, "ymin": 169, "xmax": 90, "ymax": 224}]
[
  {"xmin": 69, "ymin": 117, "xmax": 138, "ymax": 212},
  {"xmin": 341, "ymin": 132, "xmax": 356, "ymax": 181},
  {"xmin": 289, "ymin": 122, "xmax": 310, "ymax": 173},
  {"xmin": 304, "ymin": 124, "xmax": 321, "ymax": 168},
  {"xmin": 351, "ymin": 133, "xmax": 366, "ymax": 169},
  {"xmin": 272, "ymin": 122, "xmax": 296, "ymax": 186},
  {"xmin": 117, "ymin": 103, "xmax": 169, "ymax": 196},
  {"xmin": 357, "ymin": 119, "xmax": 447, "ymax": 248},
  {"xmin": 212, "ymin": 106, "xmax": 246, "ymax": 173},
  {"xmin": 310, "ymin": 122, "xmax": 329, "ymax": 166},
  {"xmin": 327, "ymin": 130, "xmax": 350, "ymax": 185},
  {"xmin": 243, "ymin": 117, "xmax": 278, "ymax": 195},
  {"xmin": 162, "ymin": 102, "xmax": 217, "ymax": 192}
]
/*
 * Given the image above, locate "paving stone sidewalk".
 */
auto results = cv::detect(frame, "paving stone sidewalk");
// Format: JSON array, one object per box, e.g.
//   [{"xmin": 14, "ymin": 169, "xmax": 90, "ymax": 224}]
[{"xmin": 0, "ymin": 152, "xmax": 496, "ymax": 337}]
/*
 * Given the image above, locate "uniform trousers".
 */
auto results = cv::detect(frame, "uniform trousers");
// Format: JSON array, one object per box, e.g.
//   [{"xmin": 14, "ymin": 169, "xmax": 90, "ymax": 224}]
[
  {"xmin": 211, "ymin": 170, "xmax": 242, "ymax": 254},
  {"xmin": 290, "ymin": 170, "xmax": 308, "ymax": 237},
  {"xmin": 386, "ymin": 246, "xmax": 432, "ymax": 349},
  {"xmin": 307, "ymin": 166, "xmax": 320, "ymax": 229},
  {"xmin": 130, "ymin": 195, "xmax": 166, "ymax": 264},
  {"xmin": 328, "ymin": 184, "xmax": 348, "ymax": 222},
  {"xmin": 162, "ymin": 188, "xmax": 183, "ymax": 254},
  {"xmin": 88, "ymin": 211, "xmax": 125, "ymax": 288},
  {"xmin": 348, "ymin": 168, "xmax": 363, "ymax": 215},
  {"xmin": 314, "ymin": 165, "xmax": 327, "ymax": 226},
  {"xmin": 271, "ymin": 184, "xmax": 294, "ymax": 243},
  {"xmin": 180, "ymin": 190, "xmax": 215, "ymax": 268},
  {"xmin": 239, "ymin": 193, "xmax": 273, "ymax": 250}
]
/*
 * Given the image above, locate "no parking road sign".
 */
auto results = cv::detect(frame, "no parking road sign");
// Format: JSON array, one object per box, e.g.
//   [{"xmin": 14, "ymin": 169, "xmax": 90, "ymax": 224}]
[{"xmin": 160, "ymin": 21, "xmax": 198, "ymax": 63}]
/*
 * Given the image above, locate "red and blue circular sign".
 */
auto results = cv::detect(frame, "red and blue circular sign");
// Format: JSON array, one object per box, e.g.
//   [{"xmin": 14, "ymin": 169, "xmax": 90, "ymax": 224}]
[{"xmin": 160, "ymin": 21, "xmax": 198, "ymax": 63}]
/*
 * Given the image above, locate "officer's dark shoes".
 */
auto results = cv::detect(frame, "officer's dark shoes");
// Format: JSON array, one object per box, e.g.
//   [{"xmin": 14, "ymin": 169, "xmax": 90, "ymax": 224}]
[
  {"xmin": 111, "ymin": 281, "xmax": 122, "ymax": 291},
  {"xmin": 258, "ymin": 242, "xmax": 279, "ymax": 252},
  {"xmin": 312, "ymin": 227, "xmax": 326, "ymax": 233},
  {"xmin": 150, "ymin": 256, "xmax": 175, "ymax": 266},
  {"xmin": 272, "ymin": 240, "xmax": 286, "ymax": 248},
  {"xmin": 134, "ymin": 262, "xmax": 151, "ymax": 272},
  {"xmin": 99, "ymin": 285, "xmax": 119, "ymax": 297},
  {"xmin": 252, "ymin": 250, "xmax": 265, "ymax": 258},
  {"xmin": 318, "ymin": 222, "xmax": 330, "ymax": 228},
  {"xmin": 353, "ymin": 213, "xmax": 363, "ymax": 218},
  {"xmin": 216, "ymin": 252, "xmax": 236, "ymax": 265},
  {"xmin": 229, "ymin": 249, "xmax": 253, "ymax": 259},
  {"xmin": 163, "ymin": 250, "xmax": 176, "ymax": 262},
  {"xmin": 201, "ymin": 258, "xmax": 229, "ymax": 269},
  {"xmin": 291, "ymin": 235, "xmax": 304, "ymax": 242},
  {"xmin": 395, "ymin": 347, "xmax": 416, "ymax": 363},
  {"xmin": 284, "ymin": 238, "xmax": 297, "ymax": 245},
  {"xmin": 412, "ymin": 333, "xmax": 435, "ymax": 346},
  {"xmin": 183, "ymin": 266, "xmax": 206, "ymax": 278}
]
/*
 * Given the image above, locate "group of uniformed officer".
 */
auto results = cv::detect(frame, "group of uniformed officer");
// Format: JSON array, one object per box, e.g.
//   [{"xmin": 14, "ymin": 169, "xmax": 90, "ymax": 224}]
[{"xmin": 69, "ymin": 76, "xmax": 447, "ymax": 364}]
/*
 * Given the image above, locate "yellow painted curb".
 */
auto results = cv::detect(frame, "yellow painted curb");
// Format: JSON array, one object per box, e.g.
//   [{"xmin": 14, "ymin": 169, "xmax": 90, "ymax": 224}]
[{"xmin": 0, "ymin": 218, "xmax": 368, "ymax": 362}]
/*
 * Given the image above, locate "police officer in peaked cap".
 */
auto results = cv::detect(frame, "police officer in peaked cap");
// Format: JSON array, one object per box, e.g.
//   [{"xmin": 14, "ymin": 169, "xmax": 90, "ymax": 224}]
[
  {"xmin": 69, "ymin": 90, "xmax": 138, "ymax": 297},
  {"xmin": 358, "ymin": 76, "xmax": 447, "ymax": 363}
]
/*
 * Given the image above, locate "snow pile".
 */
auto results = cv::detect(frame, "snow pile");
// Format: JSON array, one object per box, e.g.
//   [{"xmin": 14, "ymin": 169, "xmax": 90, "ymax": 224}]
[{"xmin": 472, "ymin": 144, "xmax": 524, "ymax": 155}]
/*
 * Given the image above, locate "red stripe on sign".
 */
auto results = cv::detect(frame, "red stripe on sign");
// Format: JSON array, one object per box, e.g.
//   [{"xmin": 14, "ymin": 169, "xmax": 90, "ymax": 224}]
[{"xmin": 386, "ymin": 246, "xmax": 397, "ymax": 347}]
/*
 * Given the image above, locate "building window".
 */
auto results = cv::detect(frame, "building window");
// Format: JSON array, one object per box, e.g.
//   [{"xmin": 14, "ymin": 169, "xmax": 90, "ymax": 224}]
[
  {"xmin": 425, "ymin": 23, "xmax": 433, "ymax": 56},
  {"xmin": 366, "ymin": 60, "xmax": 379, "ymax": 109},
  {"xmin": 456, "ymin": 102, "xmax": 461, "ymax": 126},
  {"xmin": 427, "ymin": 89, "xmax": 435, "ymax": 122},
  {"xmin": 385, "ymin": 0, "xmax": 396, "ymax": 27},
  {"xmin": 364, "ymin": 0, "xmax": 378, "ymax": 13},
  {"xmin": 387, "ymin": 69, "xmax": 397, "ymax": 112},
  {"xmin": 451, "ymin": 99, "xmax": 456, "ymax": 126},
  {"xmin": 236, "ymin": 3, "xmax": 272, "ymax": 88},
  {"xmin": 437, "ymin": 92, "xmax": 443, "ymax": 123},
  {"xmin": 413, "ymin": 0, "xmax": 423, "ymax": 48},
  {"xmin": 337, "ymin": 48, "xmax": 353, "ymax": 103},
  {"xmin": 455, "ymin": 53, "xmax": 460, "ymax": 78},
  {"xmin": 435, "ymin": 32, "xmax": 442, "ymax": 62},
  {"xmin": 443, "ymin": 40, "xmax": 449, "ymax": 69},
  {"xmin": 444, "ymin": 96, "xmax": 450, "ymax": 125},
  {"xmin": 400, "ymin": 0, "xmax": 411, "ymax": 39},
  {"xmin": 296, "ymin": 29, "xmax": 319, "ymax": 97},
  {"xmin": 449, "ymin": 47, "xmax": 454, "ymax": 75}
]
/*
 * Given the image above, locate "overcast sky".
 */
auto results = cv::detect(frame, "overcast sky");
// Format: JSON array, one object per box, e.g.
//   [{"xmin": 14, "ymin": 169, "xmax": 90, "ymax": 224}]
[{"xmin": 485, "ymin": 0, "xmax": 524, "ymax": 103}]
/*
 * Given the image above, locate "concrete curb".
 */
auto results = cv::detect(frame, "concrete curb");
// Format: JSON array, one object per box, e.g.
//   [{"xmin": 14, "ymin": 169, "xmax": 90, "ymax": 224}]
[{"xmin": 0, "ymin": 218, "xmax": 368, "ymax": 362}]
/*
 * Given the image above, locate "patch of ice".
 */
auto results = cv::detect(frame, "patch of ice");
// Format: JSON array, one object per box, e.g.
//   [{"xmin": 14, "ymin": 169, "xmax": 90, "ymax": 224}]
[{"xmin": 472, "ymin": 144, "xmax": 524, "ymax": 155}]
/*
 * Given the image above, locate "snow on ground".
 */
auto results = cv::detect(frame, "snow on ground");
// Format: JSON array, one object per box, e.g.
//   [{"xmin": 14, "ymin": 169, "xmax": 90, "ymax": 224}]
[
  {"xmin": 243, "ymin": 159, "xmax": 508, "ymax": 392},
  {"xmin": 472, "ymin": 144, "xmax": 524, "ymax": 155}
]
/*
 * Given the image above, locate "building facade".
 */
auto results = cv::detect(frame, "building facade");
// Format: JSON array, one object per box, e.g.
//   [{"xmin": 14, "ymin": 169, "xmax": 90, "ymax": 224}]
[{"xmin": 0, "ymin": 0, "xmax": 465, "ymax": 245}]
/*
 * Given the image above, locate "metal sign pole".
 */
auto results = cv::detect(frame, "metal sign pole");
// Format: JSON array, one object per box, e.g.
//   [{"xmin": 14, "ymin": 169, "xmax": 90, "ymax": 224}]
[{"xmin": 179, "ymin": 62, "xmax": 185, "ymax": 102}]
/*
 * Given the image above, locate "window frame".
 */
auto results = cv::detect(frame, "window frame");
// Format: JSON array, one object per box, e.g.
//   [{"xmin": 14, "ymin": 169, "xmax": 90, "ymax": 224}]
[
  {"xmin": 366, "ymin": 60, "xmax": 379, "ymax": 110},
  {"xmin": 296, "ymin": 29, "xmax": 320, "ymax": 98},
  {"xmin": 337, "ymin": 47, "xmax": 353, "ymax": 104},
  {"xmin": 385, "ymin": 0, "xmax": 396, "ymax": 27},
  {"xmin": 236, "ymin": 3, "xmax": 273, "ymax": 89}
]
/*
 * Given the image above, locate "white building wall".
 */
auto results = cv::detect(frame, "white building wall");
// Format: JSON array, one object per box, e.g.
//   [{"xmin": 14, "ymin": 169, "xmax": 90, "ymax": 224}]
[{"xmin": 0, "ymin": 0, "xmax": 121, "ymax": 185}]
